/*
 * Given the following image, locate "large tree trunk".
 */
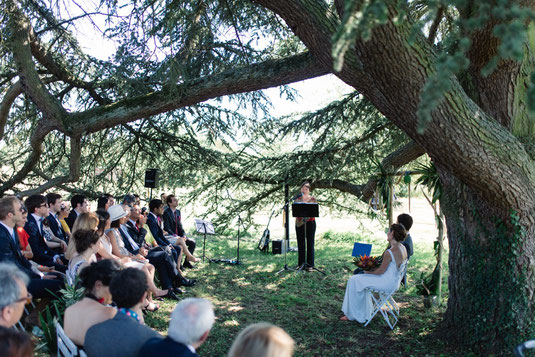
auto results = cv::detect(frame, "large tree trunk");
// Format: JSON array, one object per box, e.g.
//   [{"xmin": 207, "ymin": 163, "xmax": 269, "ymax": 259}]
[{"xmin": 438, "ymin": 166, "xmax": 535, "ymax": 349}]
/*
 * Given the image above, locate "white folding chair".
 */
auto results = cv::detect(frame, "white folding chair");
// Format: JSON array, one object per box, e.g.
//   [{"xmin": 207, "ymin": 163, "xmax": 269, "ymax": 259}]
[
  {"xmin": 364, "ymin": 260, "xmax": 408, "ymax": 330},
  {"xmin": 56, "ymin": 323, "xmax": 79, "ymax": 357}
]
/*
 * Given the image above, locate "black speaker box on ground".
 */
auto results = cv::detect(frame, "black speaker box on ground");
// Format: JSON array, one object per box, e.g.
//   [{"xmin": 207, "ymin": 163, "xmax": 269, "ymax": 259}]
[
  {"xmin": 272, "ymin": 240, "xmax": 283, "ymax": 255},
  {"xmin": 144, "ymin": 169, "xmax": 159, "ymax": 188}
]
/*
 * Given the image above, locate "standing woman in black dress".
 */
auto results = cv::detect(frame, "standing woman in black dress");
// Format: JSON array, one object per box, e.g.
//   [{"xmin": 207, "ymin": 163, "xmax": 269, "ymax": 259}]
[{"xmin": 295, "ymin": 181, "xmax": 317, "ymax": 271}]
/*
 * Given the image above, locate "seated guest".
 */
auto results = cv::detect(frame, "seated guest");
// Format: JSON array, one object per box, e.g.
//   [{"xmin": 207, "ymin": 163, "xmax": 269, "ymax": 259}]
[
  {"xmin": 97, "ymin": 194, "xmax": 114, "ymax": 211},
  {"xmin": 16, "ymin": 206, "xmax": 33, "ymax": 261},
  {"xmin": 0, "ymin": 326, "xmax": 34, "ymax": 357},
  {"xmin": 17, "ymin": 209, "xmax": 57, "ymax": 276},
  {"xmin": 84, "ymin": 268, "xmax": 162, "ymax": 357},
  {"xmin": 160, "ymin": 193, "xmax": 168, "ymax": 208},
  {"xmin": 0, "ymin": 263, "xmax": 30, "ymax": 328},
  {"xmin": 41, "ymin": 218, "xmax": 68, "ymax": 254},
  {"xmin": 65, "ymin": 194, "xmax": 89, "ymax": 230},
  {"xmin": 66, "ymin": 212, "xmax": 99, "ymax": 260},
  {"xmin": 163, "ymin": 194, "xmax": 198, "ymax": 268},
  {"xmin": 0, "ymin": 197, "xmax": 63, "ymax": 305},
  {"xmin": 124, "ymin": 204, "xmax": 147, "ymax": 246},
  {"xmin": 139, "ymin": 298, "xmax": 215, "ymax": 357},
  {"xmin": 228, "ymin": 323, "xmax": 294, "ymax": 357},
  {"xmin": 58, "ymin": 201, "xmax": 71, "ymax": 239},
  {"xmin": 146, "ymin": 200, "xmax": 195, "ymax": 287},
  {"xmin": 122, "ymin": 194, "xmax": 136, "ymax": 207},
  {"xmin": 46, "ymin": 193, "xmax": 68, "ymax": 244},
  {"xmin": 397, "ymin": 213, "xmax": 414, "ymax": 259},
  {"xmin": 67, "ymin": 230, "xmax": 102, "ymax": 283},
  {"xmin": 397, "ymin": 213, "xmax": 414, "ymax": 285},
  {"xmin": 24, "ymin": 195, "xmax": 67, "ymax": 272},
  {"xmin": 64, "ymin": 259, "xmax": 121, "ymax": 346}
]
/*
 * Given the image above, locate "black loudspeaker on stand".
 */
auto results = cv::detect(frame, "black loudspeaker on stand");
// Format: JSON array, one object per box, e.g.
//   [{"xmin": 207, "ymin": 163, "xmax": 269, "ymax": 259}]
[
  {"xmin": 144, "ymin": 169, "xmax": 159, "ymax": 188},
  {"xmin": 144, "ymin": 169, "xmax": 159, "ymax": 201}
]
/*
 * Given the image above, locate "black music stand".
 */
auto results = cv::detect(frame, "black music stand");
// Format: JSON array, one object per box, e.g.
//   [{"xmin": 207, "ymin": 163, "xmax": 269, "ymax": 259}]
[
  {"xmin": 292, "ymin": 202, "xmax": 325, "ymax": 275},
  {"xmin": 195, "ymin": 218, "xmax": 215, "ymax": 263}
]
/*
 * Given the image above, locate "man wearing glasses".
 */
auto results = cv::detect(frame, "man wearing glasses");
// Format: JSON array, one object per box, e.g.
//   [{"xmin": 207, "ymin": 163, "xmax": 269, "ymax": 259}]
[
  {"xmin": 24, "ymin": 195, "xmax": 68, "ymax": 273},
  {"xmin": 0, "ymin": 262, "xmax": 30, "ymax": 328}
]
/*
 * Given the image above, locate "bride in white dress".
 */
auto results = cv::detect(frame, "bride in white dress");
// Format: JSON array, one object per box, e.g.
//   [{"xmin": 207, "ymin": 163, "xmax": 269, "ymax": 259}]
[{"xmin": 341, "ymin": 223, "xmax": 408, "ymax": 322}]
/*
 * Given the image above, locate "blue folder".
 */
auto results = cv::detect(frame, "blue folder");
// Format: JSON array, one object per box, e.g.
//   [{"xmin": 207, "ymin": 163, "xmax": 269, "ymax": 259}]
[{"xmin": 352, "ymin": 242, "xmax": 372, "ymax": 257}]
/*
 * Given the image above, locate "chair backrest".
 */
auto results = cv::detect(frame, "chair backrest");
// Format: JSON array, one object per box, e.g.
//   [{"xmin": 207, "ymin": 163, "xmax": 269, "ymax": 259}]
[
  {"xmin": 56, "ymin": 322, "xmax": 79, "ymax": 357},
  {"xmin": 394, "ymin": 260, "xmax": 408, "ymax": 291}
]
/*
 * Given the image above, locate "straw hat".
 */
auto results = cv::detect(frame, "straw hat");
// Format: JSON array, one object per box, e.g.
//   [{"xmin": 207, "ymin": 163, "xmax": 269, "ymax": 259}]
[{"xmin": 108, "ymin": 204, "xmax": 127, "ymax": 221}]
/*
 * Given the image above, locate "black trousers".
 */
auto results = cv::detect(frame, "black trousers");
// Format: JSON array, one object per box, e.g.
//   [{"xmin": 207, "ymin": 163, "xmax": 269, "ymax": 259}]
[
  {"xmin": 184, "ymin": 238, "xmax": 196, "ymax": 263},
  {"xmin": 296, "ymin": 220, "xmax": 316, "ymax": 267},
  {"xmin": 28, "ymin": 277, "xmax": 64, "ymax": 299},
  {"xmin": 146, "ymin": 248, "xmax": 179, "ymax": 290}
]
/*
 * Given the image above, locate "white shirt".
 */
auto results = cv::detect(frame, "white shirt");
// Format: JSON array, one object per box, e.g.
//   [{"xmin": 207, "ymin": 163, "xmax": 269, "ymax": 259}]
[
  {"xmin": 120, "ymin": 224, "xmax": 139, "ymax": 251},
  {"xmin": 187, "ymin": 344, "xmax": 195, "ymax": 354},
  {"xmin": 31, "ymin": 213, "xmax": 44, "ymax": 234}
]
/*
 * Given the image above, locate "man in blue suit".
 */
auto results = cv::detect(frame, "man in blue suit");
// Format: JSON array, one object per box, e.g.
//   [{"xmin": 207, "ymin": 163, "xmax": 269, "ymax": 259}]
[
  {"xmin": 139, "ymin": 298, "xmax": 215, "ymax": 357},
  {"xmin": 45, "ymin": 193, "xmax": 68, "ymax": 243},
  {"xmin": 146, "ymin": 199, "xmax": 195, "ymax": 287},
  {"xmin": 65, "ymin": 194, "xmax": 89, "ymax": 230},
  {"xmin": 24, "ymin": 195, "xmax": 67, "ymax": 273}
]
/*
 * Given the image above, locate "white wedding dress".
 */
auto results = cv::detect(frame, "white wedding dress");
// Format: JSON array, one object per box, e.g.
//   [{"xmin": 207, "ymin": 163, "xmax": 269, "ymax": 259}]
[{"xmin": 342, "ymin": 249, "xmax": 406, "ymax": 323}]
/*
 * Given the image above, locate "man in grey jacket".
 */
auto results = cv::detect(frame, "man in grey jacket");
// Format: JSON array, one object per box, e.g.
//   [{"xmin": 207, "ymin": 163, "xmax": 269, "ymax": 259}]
[{"xmin": 84, "ymin": 268, "xmax": 162, "ymax": 357}]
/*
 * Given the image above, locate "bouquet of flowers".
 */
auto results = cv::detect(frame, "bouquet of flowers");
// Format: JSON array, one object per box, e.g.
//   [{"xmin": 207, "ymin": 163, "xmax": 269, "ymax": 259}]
[{"xmin": 353, "ymin": 254, "xmax": 381, "ymax": 271}]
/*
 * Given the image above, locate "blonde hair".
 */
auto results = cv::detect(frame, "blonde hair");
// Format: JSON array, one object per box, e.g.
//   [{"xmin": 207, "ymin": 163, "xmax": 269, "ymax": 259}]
[
  {"xmin": 228, "ymin": 323, "xmax": 294, "ymax": 357},
  {"xmin": 66, "ymin": 212, "xmax": 99, "ymax": 259}
]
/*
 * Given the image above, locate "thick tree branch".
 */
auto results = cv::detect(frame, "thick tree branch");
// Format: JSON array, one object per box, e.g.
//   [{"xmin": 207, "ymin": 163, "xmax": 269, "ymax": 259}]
[
  {"xmin": 67, "ymin": 52, "xmax": 329, "ymax": 135},
  {"xmin": 0, "ymin": 81, "xmax": 22, "ymax": 140},
  {"xmin": 11, "ymin": 137, "xmax": 81, "ymax": 197},
  {"xmin": 359, "ymin": 140, "xmax": 426, "ymax": 201},
  {"xmin": 311, "ymin": 141, "xmax": 425, "ymax": 201},
  {"xmin": 0, "ymin": 77, "xmax": 58, "ymax": 140},
  {"xmin": 6, "ymin": 0, "xmax": 67, "ymax": 128},
  {"xmin": 28, "ymin": 22, "xmax": 111, "ymax": 105},
  {"xmin": 0, "ymin": 127, "xmax": 45, "ymax": 195}
]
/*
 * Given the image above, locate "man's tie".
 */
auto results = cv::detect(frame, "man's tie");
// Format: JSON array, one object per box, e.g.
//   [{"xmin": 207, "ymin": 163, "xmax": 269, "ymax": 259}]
[
  {"xmin": 174, "ymin": 211, "xmax": 179, "ymax": 235},
  {"xmin": 39, "ymin": 218, "xmax": 44, "ymax": 235}
]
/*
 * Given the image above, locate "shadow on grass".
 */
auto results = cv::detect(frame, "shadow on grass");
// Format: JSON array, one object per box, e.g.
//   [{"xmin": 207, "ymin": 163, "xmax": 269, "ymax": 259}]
[{"xmin": 145, "ymin": 231, "xmax": 464, "ymax": 356}]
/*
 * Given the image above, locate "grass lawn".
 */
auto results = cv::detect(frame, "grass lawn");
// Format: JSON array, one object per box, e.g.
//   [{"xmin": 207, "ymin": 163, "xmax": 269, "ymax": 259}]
[{"xmin": 144, "ymin": 229, "xmax": 464, "ymax": 356}]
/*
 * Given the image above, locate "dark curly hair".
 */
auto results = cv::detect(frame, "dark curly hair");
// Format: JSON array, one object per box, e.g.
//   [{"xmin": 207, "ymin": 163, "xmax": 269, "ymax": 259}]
[
  {"xmin": 79, "ymin": 259, "xmax": 122, "ymax": 292},
  {"xmin": 110, "ymin": 268, "xmax": 148, "ymax": 309}
]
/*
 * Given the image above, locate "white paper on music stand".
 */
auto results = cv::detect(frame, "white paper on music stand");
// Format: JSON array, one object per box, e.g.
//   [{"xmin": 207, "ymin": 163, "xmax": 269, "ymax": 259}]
[{"xmin": 194, "ymin": 218, "xmax": 215, "ymax": 235}]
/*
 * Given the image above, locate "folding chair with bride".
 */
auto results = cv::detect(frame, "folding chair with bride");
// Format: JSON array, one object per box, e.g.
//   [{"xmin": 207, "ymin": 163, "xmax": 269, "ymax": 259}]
[{"xmin": 364, "ymin": 260, "xmax": 408, "ymax": 330}]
